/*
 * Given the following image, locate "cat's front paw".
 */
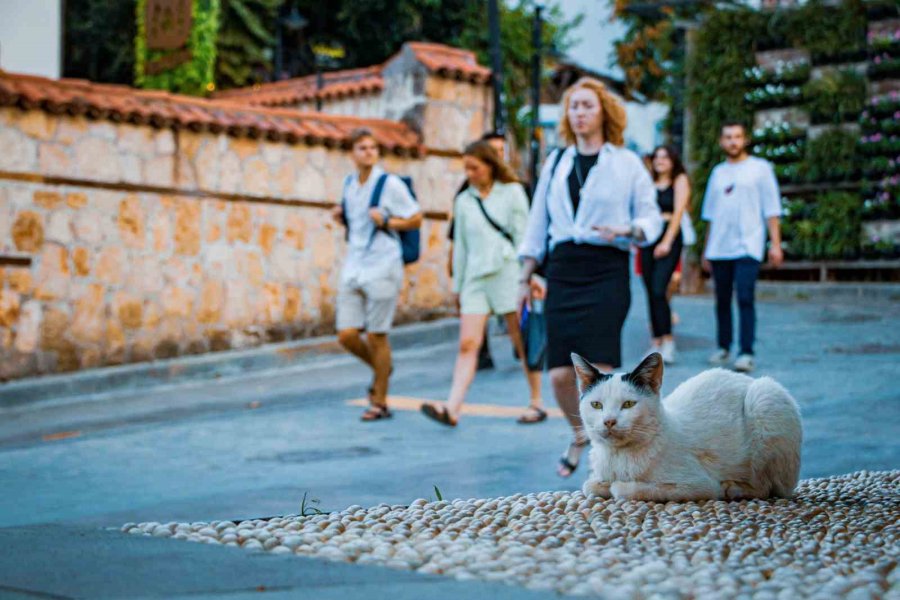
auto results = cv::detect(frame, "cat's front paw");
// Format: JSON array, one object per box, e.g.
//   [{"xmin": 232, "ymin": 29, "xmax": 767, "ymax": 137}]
[{"xmin": 583, "ymin": 479, "xmax": 611, "ymax": 498}]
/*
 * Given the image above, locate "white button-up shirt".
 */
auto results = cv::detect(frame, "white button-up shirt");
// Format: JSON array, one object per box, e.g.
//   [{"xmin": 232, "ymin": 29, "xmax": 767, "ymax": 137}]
[
  {"xmin": 701, "ymin": 156, "xmax": 782, "ymax": 262},
  {"xmin": 519, "ymin": 144, "xmax": 663, "ymax": 262},
  {"xmin": 341, "ymin": 165, "xmax": 419, "ymax": 286}
]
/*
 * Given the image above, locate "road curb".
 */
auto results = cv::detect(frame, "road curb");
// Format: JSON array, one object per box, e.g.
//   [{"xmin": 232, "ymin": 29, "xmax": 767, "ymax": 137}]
[
  {"xmin": 0, "ymin": 318, "xmax": 460, "ymax": 409},
  {"xmin": 701, "ymin": 280, "xmax": 900, "ymax": 303}
]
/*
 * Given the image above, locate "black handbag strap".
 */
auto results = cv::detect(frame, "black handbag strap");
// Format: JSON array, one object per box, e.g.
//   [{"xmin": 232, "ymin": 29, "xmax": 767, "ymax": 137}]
[{"xmin": 470, "ymin": 192, "xmax": 515, "ymax": 247}]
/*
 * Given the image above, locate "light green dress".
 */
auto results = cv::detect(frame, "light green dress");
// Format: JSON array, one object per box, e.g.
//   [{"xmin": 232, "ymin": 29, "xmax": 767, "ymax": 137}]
[{"xmin": 452, "ymin": 181, "xmax": 530, "ymax": 315}]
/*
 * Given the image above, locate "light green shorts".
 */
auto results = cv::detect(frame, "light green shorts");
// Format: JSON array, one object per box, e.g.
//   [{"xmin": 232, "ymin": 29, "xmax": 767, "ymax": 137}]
[{"xmin": 459, "ymin": 261, "xmax": 519, "ymax": 316}]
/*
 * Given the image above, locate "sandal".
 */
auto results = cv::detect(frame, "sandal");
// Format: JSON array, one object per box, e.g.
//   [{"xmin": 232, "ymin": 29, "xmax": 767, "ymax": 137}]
[
  {"xmin": 361, "ymin": 404, "xmax": 392, "ymax": 422},
  {"xmin": 557, "ymin": 438, "xmax": 590, "ymax": 478},
  {"xmin": 517, "ymin": 406, "xmax": 547, "ymax": 424},
  {"xmin": 420, "ymin": 403, "xmax": 457, "ymax": 427}
]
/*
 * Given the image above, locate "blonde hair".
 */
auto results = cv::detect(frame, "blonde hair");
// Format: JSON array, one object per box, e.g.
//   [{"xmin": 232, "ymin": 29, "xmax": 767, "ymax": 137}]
[{"xmin": 558, "ymin": 77, "xmax": 627, "ymax": 147}]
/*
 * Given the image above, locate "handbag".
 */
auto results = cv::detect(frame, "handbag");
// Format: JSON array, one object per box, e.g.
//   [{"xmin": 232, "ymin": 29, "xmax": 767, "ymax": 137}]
[{"xmin": 520, "ymin": 298, "xmax": 547, "ymax": 371}]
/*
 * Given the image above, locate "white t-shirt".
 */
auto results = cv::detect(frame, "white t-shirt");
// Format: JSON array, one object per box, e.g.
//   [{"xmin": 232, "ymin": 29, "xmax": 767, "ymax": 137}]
[
  {"xmin": 701, "ymin": 156, "xmax": 782, "ymax": 261},
  {"xmin": 341, "ymin": 165, "xmax": 419, "ymax": 285}
]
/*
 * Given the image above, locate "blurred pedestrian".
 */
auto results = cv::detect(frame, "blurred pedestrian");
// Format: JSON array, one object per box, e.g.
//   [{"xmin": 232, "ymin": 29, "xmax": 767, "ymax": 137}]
[
  {"xmin": 517, "ymin": 77, "xmax": 663, "ymax": 477},
  {"xmin": 447, "ymin": 131, "xmax": 509, "ymax": 371},
  {"xmin": 422, "ymin": 141, "xmax": 545, "ymax": 426},
  {"xmin": 332, "ymin": 128, "xmax": 423, "ymax": 421},
  {"xmin": 639, "ymin": 144, "xmax": 692, "ymax": 364},
  {"xmin": 701, "ymin": 122, "xmax": 784, "ymax": 373}
]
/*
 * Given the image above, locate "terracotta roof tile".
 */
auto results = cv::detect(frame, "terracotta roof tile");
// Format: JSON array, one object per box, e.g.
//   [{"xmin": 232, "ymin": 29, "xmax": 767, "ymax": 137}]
[
  {"xmin": 216, "ymin": 42, "xmax": 490, "ymax": 107},
  {"xmin": 0, "ymin": 70, "xmax": 422, "ymax": 155},
  {"xmin": 406, "ymin": 42, "xmax": 491, "ymax": 84}
]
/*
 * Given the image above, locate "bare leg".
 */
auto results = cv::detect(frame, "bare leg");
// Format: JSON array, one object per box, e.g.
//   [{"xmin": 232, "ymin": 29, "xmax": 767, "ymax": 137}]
[
  {"xmin": 337, "ymin": 328, "xmax": 374, "ymax": 367},
  {"xmin": 551, "ymin": 363, "xmax": 612, "ymax": 476},
  {"xmin": 367, "ymin": 333, "xmax": 392, "ymax": 408},
  {"xmin": 503, "ymin": 312, "xmax": 543, "ymax": 407},
  {"xmin": 445, "ymin": 313, "xmax": 490, "ymax": 420}
]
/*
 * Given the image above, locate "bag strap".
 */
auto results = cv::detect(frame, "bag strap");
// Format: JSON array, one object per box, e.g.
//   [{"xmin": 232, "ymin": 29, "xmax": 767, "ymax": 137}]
[
  {"xmin": 470, "ymin": 190, "xmax": 515, "ymax": 247},
  {"xmin": 366, "ymin": 173, "xmax": 395, "ymax": 249},
  {"xmin": 340, "ymin": 174, "xmax": 352, "ymax": 239}
]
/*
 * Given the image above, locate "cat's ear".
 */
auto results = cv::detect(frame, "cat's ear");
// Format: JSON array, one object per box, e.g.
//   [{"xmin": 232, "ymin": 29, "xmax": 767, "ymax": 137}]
[
  {"xmin": 571, "ymin": 353, "xmax": 610, "ymax": 395},
  {"xmin": 625, "ymin": 352, "xmax": 664, "ymax": 395}
]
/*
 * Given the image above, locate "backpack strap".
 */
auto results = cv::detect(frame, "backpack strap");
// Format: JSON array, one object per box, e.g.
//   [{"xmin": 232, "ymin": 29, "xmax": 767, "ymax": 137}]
[
  {"xmin": 366, "ymin": 173, "xmax": 395, "ymax": 249},
  {"xmin": 340, "ymin": 174, "xmax": 352, "ymax": 239}
]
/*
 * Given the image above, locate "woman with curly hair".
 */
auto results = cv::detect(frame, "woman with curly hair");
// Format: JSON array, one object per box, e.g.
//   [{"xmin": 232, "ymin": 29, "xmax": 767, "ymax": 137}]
[{"xmin": 517, "ymin": 77, "xmax": 663, "ymax": 477}]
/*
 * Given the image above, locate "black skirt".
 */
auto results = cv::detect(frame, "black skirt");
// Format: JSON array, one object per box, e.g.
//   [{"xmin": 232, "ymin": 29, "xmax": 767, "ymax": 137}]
[{"xmin": 545, "ymin": 242, "xmax": 631, "ymax": 369}]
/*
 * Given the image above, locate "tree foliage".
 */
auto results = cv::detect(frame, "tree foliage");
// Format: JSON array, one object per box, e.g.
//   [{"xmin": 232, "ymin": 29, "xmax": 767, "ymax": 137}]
[
  {"xmin": 216, "ymin": 0, "xmax": 284, "ymax": 89},
  {"xmin": 63, "ymin": 0, "xmax": 137, "ymax": 83}
]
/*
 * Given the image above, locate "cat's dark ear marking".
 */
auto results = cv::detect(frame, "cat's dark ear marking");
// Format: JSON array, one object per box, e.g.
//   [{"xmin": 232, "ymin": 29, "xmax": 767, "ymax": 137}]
[
  {"xmin": 571, "ymin": 353, "xmax": 610, "ymax": 395},
  {"xmin": 625, "ymin": 352, "xmax": 664, "ymax": 395}
]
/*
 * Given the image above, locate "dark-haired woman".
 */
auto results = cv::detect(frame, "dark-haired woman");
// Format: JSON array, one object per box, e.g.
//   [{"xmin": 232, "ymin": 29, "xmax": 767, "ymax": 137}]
[
  {"xmin": 421, "ymin": 141, "xmax": 544, "ymax": 427},
  {"xmin": 641, "ymin": 145, "xmax": 691, "ymax": 365}
]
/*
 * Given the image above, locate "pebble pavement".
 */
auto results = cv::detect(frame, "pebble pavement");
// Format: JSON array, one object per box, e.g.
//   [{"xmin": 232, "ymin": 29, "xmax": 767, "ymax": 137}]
[{"xmin": 123, "ymin": 470, "xmax": 899, "ymax": 599}]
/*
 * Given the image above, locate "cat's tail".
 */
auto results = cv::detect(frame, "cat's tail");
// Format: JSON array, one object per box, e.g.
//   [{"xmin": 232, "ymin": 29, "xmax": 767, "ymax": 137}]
[{"xmin": 745, "ymin": 377, "xmax": 803, "ymax": 498}]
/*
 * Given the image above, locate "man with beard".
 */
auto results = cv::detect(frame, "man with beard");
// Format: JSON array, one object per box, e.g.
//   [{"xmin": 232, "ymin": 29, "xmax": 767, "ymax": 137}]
[{"xmin": 701, "ymin": 122, "xmax": 784, "ymax": 373}]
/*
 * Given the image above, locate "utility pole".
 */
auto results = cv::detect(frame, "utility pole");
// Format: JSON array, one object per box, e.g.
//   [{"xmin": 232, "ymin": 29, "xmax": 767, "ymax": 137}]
[
  {"xmin": 488, "ymin": 0, "xmax": 504, "ymax": 134},
  {"xmin": 530, "ymin": 3, "xmax": 543, "ymax": 190}
]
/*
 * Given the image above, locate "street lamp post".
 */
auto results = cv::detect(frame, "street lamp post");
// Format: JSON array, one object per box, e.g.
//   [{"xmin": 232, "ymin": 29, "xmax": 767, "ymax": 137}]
[
  {"xmin": 488, "ymin": 0, "xmax": 505, "ymax": 134},
  {"xmin": 530, "ymin": 2, "xmax": 544, "ymax": 190}
]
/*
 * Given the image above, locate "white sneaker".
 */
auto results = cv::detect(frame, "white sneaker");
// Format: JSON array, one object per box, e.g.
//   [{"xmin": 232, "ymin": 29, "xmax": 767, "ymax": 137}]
[
  {"xmin": 733, "ymin": 354, "xmax": 755, "ymax": 372},
  {"xmin": 708, "ymin": 349, "xmax": 730, "ymax": 366},
  {"xmin": 645, "ymin": 343, "xmax": 661, "ymax": 358},
  {"xmin": 660, "ymin": 340, "xmax": 677, "ymax": 364}
]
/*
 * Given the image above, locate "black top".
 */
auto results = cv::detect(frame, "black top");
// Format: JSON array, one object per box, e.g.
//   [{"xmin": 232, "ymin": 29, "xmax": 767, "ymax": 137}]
[
  {"xmin": 567, "ymin": 152, "xmax": 599, "ymax": 216},
  {"xmin": 656, "ymin": 185, "xmax": 675, "ymax": 213}
]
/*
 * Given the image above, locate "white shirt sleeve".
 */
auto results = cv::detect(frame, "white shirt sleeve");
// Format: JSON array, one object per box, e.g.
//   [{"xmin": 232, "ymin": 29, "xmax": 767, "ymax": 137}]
[
  {"xmin": 382, "ymin": 175, "xmax": 419, "ymax": 219},
  {"xmin": 758, "ymin": 160, "xmax": 783, "ymax": 219},
  {"xmin": 701, "ymin": 168, "xmax": 719, "ymax": 222},
  {"xmin": 510, "ymin": 183, "xmax": 530, "ymax": 247},
  {"xmin": 629, "ymin": 156, "xmax": 663, "ymax": 247},
  {"xmin": 518, "ymin": 150, "xmax": 558, "ymax": 261}
]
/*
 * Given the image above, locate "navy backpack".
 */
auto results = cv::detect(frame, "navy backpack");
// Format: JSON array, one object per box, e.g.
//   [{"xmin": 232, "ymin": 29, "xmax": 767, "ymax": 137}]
[{"xmin": 341, "ymin": 173, "xmax": 421, "ymax": 265}]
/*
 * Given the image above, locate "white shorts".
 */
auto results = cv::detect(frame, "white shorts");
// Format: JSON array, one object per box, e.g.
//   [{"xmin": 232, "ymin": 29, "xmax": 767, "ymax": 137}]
[{"xmin": 336, "ymin": 275, "xmax": 402, "ymax": 334}]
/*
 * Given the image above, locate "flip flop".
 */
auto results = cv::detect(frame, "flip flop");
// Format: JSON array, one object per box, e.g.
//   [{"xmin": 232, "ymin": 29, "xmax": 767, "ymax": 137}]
[
  {"xmin": 420, "ymin": 403, "xmax": 457, "ymax": 427},
  {"xmin": 361, "ymin": 404, "xmax": 392, "ymax": 422},
  {"xmin": 517, "ymin": 406, "xmax": 548, "ymax": 424},
  {"xmin": 557, "ymin": 439, "xmax": 590, "ymax": 478}
]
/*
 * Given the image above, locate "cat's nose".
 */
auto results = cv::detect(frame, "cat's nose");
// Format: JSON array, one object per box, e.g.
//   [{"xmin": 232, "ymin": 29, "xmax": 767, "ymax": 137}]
[{"xmin": 604, "ymin": 418, "xmax": 617, "ymax": 428}]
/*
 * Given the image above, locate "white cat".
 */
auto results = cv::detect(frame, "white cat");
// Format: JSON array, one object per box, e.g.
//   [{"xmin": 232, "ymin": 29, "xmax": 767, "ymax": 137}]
[{"xmin": 574, "ymin": 352, "xmax": 802, "ymax": 502}]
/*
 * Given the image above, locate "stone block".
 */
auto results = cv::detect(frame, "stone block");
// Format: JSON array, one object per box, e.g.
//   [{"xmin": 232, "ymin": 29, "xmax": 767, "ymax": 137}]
[
  {"xmin": 72, "ymin": 247, "xmax": 90, "ymax": 277},
  {"xmin": 237, "ymin": 250, "xmax": 264, "ymax": 286},
  {"xmin": 88, "ymin": 121, "xmax": 117, "ymax": 141},
  {"xmin": 13, "ymin": 300, "xmax": 41, "ymax": 353},
  {"xmin": 73, "ymin": 210, "xmax": 104, "ymax": 245},
  {"xmin": 162, "ymin": 286, "xmax": 193, "ymax": 318},
  {"xmin": 197, "ymin": 280, "xmax": 224, "ymax": 324},
  {"xmin": 74, "ymin": 137, "xmax": 120, "ymax": 181},
  {"xmin": 219, "ymin": 151, "xmax": 242, "ymax": 194},
  {"xmin": 6, "ymin": 269, "xmax": 33, "ymax": 294},
  {"xmin": 226, "ymin": 204, "xmax": 252, "ymax": 243},
  {"xmin": 0, "ymin": 125, "xmax": 38, "ymax": 171},
  {"xmin": 93, "ymin": 247, "xmax": 124, "ymax": 287},
  {"xmin": 117, "ymin": 126, "xmax": 157, "ymax": 158},
  {"xmin": 53, "ymin": 116, "xmax": 89, "ymax": 145},
  {"xmin": 0, "ymin": 289, "xmax": 20, "ymax": 327},
  {"xmin": 114, "ymin": 292, "xmax": 144, "ymax": 330},
  {"xmin": 284, "ymin": 213, "xmax": 306, "ymax": 250},
  {"xmin": 223, "ymin": 281, "xmax": 252, "ymax": 327},
  {"xmin": 284, "ymin": 285, "xmax": 302, "ymax": 321},
  {"xmin": 155, "ymin": 130, "xmax": 176, "ymax": 155},
  {"xmin": 194, "ymin": 140, "xmax": 221, "ymax": 190},
  {"xmin": 259, "ymin": 224, "xmax": 277, "ymax": 255},
  {"xmin": 66, "ymin": 192, "xmax": 88, "ymax": 209},
  {"xmin": 273, "ymin": 161, "xmax": 295, "ymax": 197},
  {"xmin": 144, "ymin": 155, "xmax": 175, "ymax": 187},
  {"xmin": 33, "ymin": 190, "xmax": 62, "ymax": 209},
  {"xmin": 14, "ymin": 109, "xmax": 58, "ymax": 141},
  {"xmin": 152, "ymin": 211, "xmax": 173, "ymax": 253},
  {"xmin": 260, "ymin": 282, "xmax": 282, "ymax": 323},
  {"xmin": 12, "ymin": 210, "xmax": 44, "ymax": 252},
  {"xmin": 70, "ymin": 284, "xmax": 105, "ymax": 344},
  {"xmin": 242, "ymin": 157, "xmax": 271, "ymax": 196},
  {"xmin": 45, "ymin": 211, "xmax": 73, "ymax": 245},
  {"xmin": 38, "ymin": 143, "xmax": 72, "ymax": 176},
  {"xmin": 174, "ymin": 200, "xmax": 201, "ymax": 256},
  {"xmin": 34, "ymin": 244, "xmax": 70, "ymax": 300},
  {"xmin": 117, "ymin": 194, "xmax": 146, "ymax": 248}
]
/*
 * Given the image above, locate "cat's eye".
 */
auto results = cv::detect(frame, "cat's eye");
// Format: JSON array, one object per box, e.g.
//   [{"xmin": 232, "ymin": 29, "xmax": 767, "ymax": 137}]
[
  {"xmin": 621, "ymin": 400, "xmax": 637, "ymax": 409},
  {"xmin": 590, "ymin": 401, "xmax": 603, "ymax": 410}
]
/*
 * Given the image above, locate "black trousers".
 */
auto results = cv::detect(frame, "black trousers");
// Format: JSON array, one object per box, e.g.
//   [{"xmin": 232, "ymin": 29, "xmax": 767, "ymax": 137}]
[
  {"xmin": 710, "ymin": 257, "xmax": 761, "ymax": 356},
  {"xmin": 639, "ymin": 232, "xmax": 683, "ymax": 338}
]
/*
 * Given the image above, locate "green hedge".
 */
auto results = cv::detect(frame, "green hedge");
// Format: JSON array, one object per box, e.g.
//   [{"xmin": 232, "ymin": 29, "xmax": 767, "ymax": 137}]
[
  {"xmin": 802, "ymin": 69, "xmax": 867, "ymax": 124},
  {"xmin": 135, "ymin": 0, "xmax": 221, "ymax": 96},
  {"xmin": 783, "ymin": 192, "xmax": 861, "ymax": 259}
]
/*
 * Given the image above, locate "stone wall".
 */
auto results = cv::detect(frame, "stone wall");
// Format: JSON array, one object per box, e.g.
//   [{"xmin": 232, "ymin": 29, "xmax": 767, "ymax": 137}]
[{"xmin": 0, "ymin": 107, "xmax": 464, "ymax": 380}]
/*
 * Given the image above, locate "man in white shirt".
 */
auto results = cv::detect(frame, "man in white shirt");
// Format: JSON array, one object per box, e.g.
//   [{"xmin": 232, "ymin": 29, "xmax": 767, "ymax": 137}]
[
  {"xmin": 331, "ymin": 128, "xmax": 422, "ymax": 421},
  {"xmin": 701, "ymin": 122, "xmax": 784, "ymax": 372}
]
